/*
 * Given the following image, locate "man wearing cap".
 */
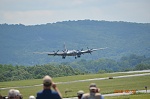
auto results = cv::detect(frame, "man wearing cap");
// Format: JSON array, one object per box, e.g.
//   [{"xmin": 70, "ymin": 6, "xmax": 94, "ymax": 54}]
[
  {"xmin": 8, "ymin": 89, "xmax": 17, "ymax": 99},
  {"xmin": 81, "ymin": 83, "xmax": 104, "ymax": 99},
  {"xmin": 36, "ymin": 75, "xmax": 62, "ymax": 99},
  {"xmin": 77, "ymin": 90, "xmax": 84, "ymax": 99}
]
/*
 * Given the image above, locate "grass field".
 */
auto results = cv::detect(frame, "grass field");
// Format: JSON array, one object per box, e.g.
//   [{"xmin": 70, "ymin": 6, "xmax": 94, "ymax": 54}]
[
  {"xmin": 0, "ymin": 71, "xmax": 150, "ymax": 99},
  {"xmin": 105, "ymin": 93, "xmax": 150, "ymax": 99}
]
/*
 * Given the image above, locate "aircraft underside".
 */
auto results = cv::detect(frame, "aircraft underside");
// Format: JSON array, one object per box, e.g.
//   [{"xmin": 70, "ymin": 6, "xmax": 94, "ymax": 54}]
[{"xmin": 62, "ymin": 55, "xmax": 81, "ymax": 59}]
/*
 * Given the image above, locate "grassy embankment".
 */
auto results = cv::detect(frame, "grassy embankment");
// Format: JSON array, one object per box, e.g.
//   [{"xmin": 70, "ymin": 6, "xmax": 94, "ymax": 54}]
[{"xmin": 0, "ymin": 72, "xmax": 150, "ymax": 99}]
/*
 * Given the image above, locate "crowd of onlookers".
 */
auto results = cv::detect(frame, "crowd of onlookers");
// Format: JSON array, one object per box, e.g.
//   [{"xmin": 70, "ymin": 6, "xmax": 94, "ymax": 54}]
[{"xmin": 0, "ymin": 75, "xmax": 104, "ymax": 99}]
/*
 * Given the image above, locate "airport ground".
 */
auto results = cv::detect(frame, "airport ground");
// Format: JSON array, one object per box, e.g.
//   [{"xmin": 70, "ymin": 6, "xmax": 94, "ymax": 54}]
[{"xmin": 0, "ymin": 70, "xmax": 150, "ymax": 99}]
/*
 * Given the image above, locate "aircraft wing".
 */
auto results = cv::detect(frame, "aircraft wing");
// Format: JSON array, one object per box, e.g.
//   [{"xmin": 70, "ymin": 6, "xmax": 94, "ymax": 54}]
[
  {"xmin": 33, "ymin": 52, "xmax": 52, "ymax": 54},
  {"xmin": 47, "ymin": 52, "xmax": 65, "ymax": 56},
  {"xmin": 33, "ymin": 51, "xmax": 65, "ymax": 56},
  {"xmin": 92, "ymin": 47, "xmax": 108, "ymax": 51},
  {"xmin": 79, "ymin": 47, "xmax": 108, "ymax": 54}
]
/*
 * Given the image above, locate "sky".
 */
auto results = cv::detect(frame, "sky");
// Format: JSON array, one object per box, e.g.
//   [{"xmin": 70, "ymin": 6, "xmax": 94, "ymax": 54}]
[{"xmin": 0, "ymin": 0, "xmax": 150, "ymax": 25}]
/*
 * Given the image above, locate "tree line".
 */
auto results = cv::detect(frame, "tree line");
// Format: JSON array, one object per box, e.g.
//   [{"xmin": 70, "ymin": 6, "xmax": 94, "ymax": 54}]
[
  {"xmin": 66, "ymin": 54, "xmax": 150, "ymax": 73},
  {"xmin": 0, "ymin": 54, "xmax": 150, "ymax": 82},
  {"xmin": 0, "ymin": 64, "xmax": 85, "ymax": 82}
]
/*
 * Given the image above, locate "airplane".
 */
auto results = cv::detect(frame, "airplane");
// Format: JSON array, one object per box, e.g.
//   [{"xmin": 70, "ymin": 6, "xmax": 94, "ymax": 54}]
[{"xmin": 33, "ymin": 44, "xmax": 107, "ymax": 59}]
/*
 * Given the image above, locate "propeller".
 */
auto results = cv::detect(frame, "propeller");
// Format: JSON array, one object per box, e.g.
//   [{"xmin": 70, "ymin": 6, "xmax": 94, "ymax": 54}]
[
  {"xmin": 87, "ymin": 47, "xmax": 93, "ymax": 54},
  {"xmin": 62, "ymin": 49, "xmax": 68, "ymax": 54},
  {"xmin": 87, "ymin": 47, "xmax": 93, "ymax": 50},
  {"xmin": 76, "ymin": 48, "xmax": 84, "ymax": 57},
  {"xmin": 53, "ymin": 50, "xmax": 59, "ymax": 56},
  {"xmin": 77, "ymin": 48, "xmax": 83, "ymax": 53}
]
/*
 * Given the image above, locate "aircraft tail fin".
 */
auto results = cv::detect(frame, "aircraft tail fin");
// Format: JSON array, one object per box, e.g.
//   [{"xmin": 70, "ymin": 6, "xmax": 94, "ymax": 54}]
[{"xmin": 63, "ymin": 42, "xmax": 67, "ymax": 52}]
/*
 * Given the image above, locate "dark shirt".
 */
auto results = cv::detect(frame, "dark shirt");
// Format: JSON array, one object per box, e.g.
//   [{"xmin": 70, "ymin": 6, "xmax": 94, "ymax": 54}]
[{"xmin": 36, "ymin": 89, "xmax": 61, "ymax": 99}]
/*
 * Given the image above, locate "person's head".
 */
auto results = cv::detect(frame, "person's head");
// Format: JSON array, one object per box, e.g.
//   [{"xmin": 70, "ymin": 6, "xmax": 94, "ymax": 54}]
[
  {"xmin": 8, "ymin": 89, "xmax": 17, "ymax": 99},
  {"xmin": 89, "ymin": 83, "xmax": 97, "ymax": 94},
  {"xmin": 43, "ymin": 75, "xmax": 52, "ymax": 88},
  {"xmin": 29, "ymin": 95, "xmax": 35, "ymax": 99},
  {"xmin": 77, "ymin": 90, "xmax": 84, "ymax": 99}
]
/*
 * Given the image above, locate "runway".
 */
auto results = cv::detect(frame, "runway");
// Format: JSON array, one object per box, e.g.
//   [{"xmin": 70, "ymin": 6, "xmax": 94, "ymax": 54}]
[{"xmin": 1, "ymin": 70, "xmax": 150, "ymax": 90}]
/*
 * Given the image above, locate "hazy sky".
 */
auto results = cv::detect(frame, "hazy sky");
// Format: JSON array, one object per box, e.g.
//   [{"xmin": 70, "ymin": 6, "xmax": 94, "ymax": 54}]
[{"xmin": 0, "ymin": 0, "xmax": 150, "ymax": 25}]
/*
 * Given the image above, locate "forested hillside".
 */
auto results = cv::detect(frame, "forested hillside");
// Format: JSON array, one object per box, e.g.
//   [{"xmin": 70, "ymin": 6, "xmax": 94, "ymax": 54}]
[
  {"xmin": 0, "ymin": 54, "xmax": 150, "ymax": 82},
  {"xmin": 0, "ymin": 20, "xmax": 150, "ymax": 65}
]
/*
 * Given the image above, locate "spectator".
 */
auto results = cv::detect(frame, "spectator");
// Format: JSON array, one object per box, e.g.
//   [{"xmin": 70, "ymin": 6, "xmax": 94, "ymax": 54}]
[
  {"xmin": 8, "ymin": 89, "xmax": 17, "ymax": 99},
  {"xmin": 36, "ymin": 75, "xmax": 62, "ymax": 99},
  {"xmin": 77, "ymin": 90, "xmax": 84, "ymax": 99},
  {"xmin": 29, "ymin": 95, "xmax": 35, "ymax": 99},
  {"xmin": 81, "ymin": 83, "xmax": 104, "ymax": 99}
]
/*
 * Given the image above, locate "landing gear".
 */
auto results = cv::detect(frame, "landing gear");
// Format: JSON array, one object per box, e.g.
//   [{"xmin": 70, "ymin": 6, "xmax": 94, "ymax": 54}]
[
  {"xmin": 77, "ymin": 55, "xmax": 81, "ymax": 57},
  {"xmin": 62, "ymin": 56, "xmax": 66, "ymax": 59}
]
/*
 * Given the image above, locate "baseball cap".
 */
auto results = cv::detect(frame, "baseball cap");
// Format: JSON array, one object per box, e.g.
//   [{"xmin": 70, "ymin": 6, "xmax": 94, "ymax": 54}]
[
  {"xmin": 77, "ymin": 90, "xmax": 84, "ymax": 96},
  {"xmin": 89, "ymin": 83, "xmax": 97, "ymax": 90},
  {"xmin": 43, "ymin": 75, "xmax": 52, "ymax": 86}
]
